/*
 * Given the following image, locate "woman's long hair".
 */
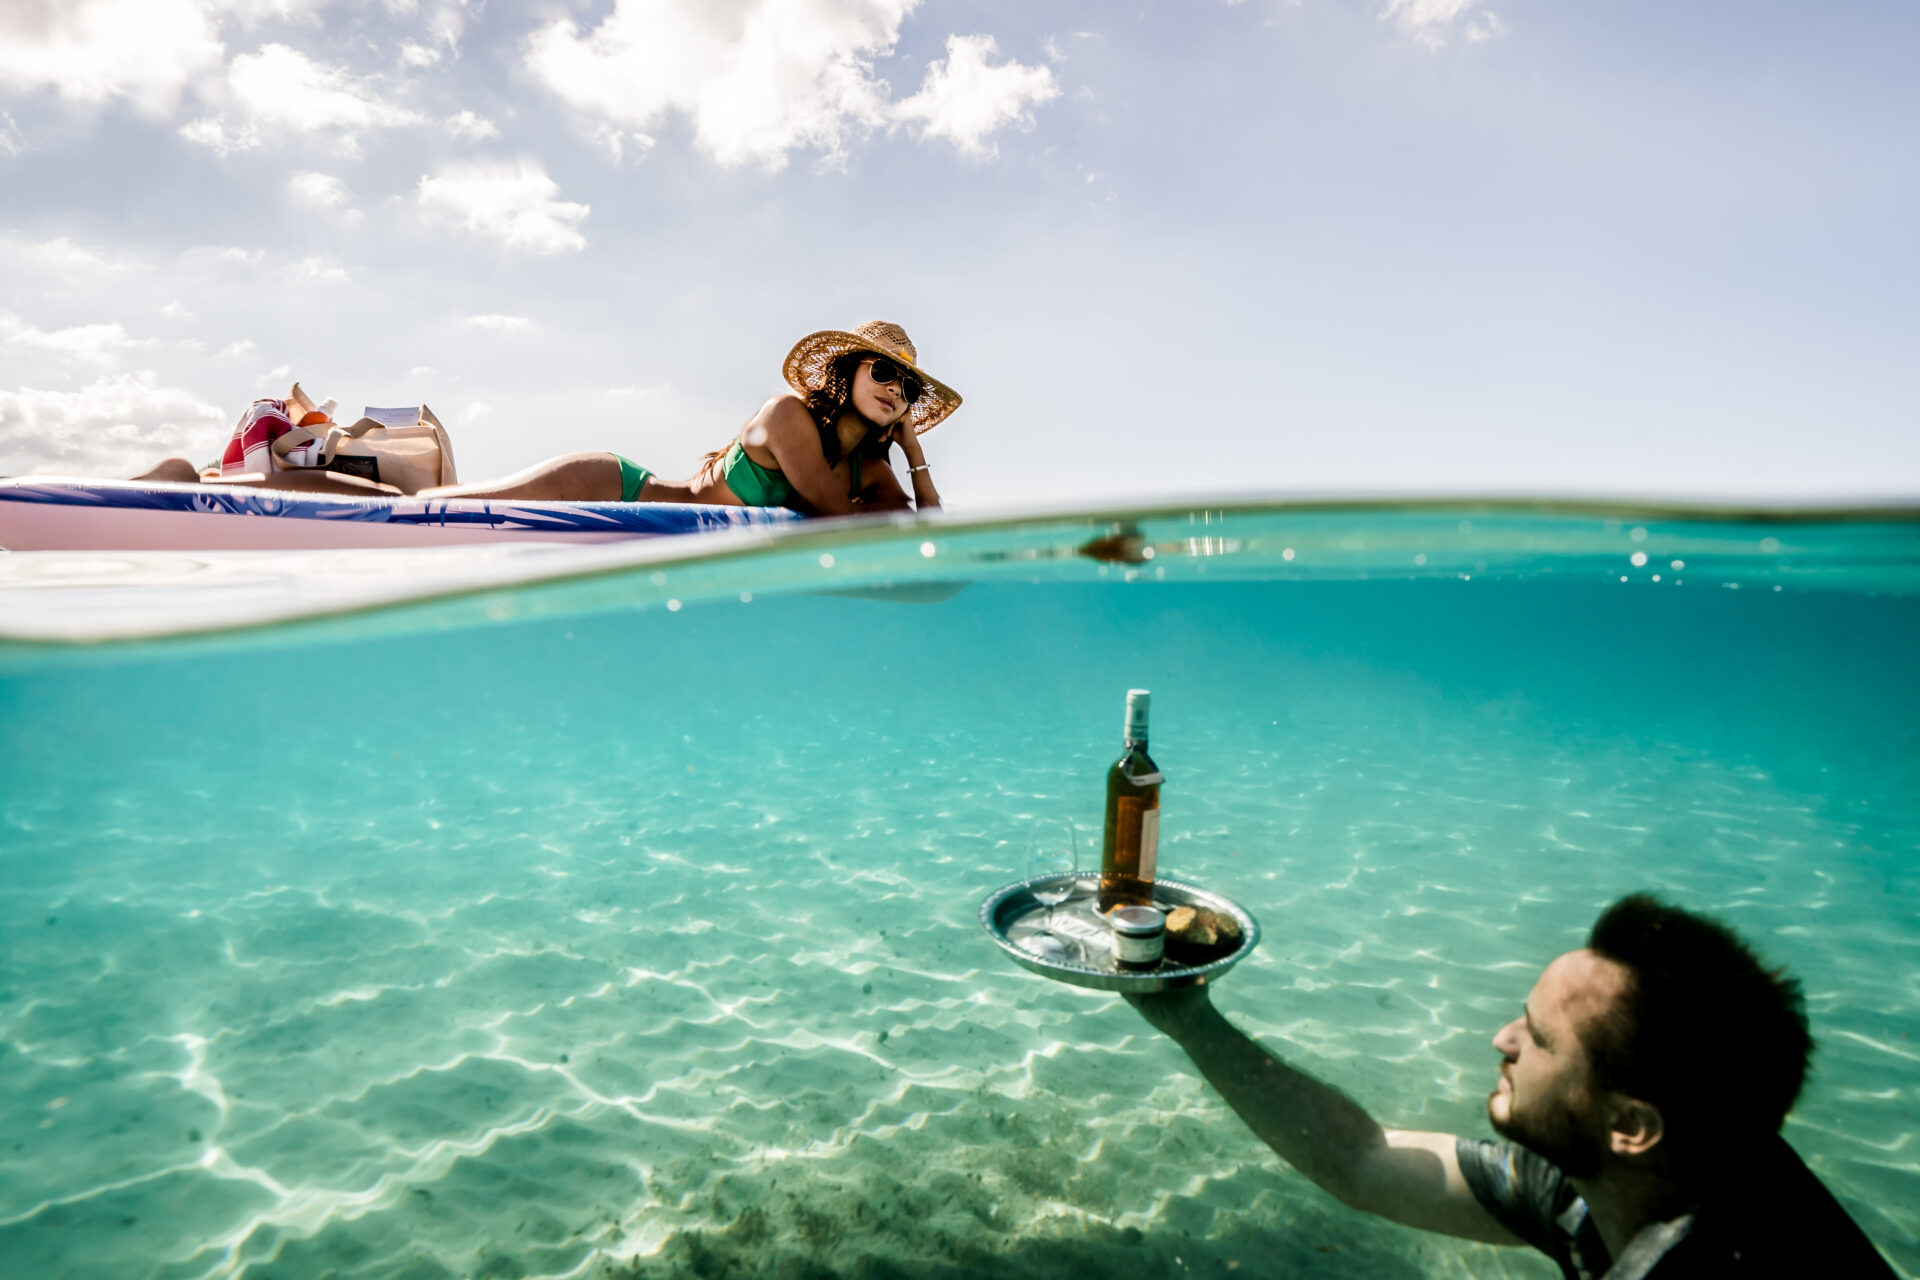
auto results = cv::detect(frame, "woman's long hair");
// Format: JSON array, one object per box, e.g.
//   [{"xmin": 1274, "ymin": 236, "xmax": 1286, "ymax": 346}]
[
  {"xmin": 803, "ymin": 351, "xmax": 895, "ymax": 468},
  {"xmin": 703, "ymin": 351, "xmax": 894, "ymax": 496}
]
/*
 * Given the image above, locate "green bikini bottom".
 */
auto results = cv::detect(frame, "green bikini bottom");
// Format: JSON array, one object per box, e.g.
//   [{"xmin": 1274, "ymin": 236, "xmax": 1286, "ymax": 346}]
[
  {"xmin": 611, "ymin": 443, "xmax": 859, "ymax": 508},
  {"xmin": 609, "ymin": 447, "xmax": 799, "ymax": 507},
  {"xmin": 613, "ymin": 455, "xmax": 653, "ymax": 502}
]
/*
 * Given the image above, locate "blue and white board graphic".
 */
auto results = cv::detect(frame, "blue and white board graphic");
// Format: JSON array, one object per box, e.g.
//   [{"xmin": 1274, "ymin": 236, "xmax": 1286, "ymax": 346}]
[{"xmin": 0, "ymin": 478, "xmax": 803, "ymax": 551}]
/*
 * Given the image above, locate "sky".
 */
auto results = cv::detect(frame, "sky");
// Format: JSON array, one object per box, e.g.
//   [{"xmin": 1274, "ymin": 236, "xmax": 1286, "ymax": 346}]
[{"xmin": 1, "ymin": 0, "xmax": 1915, "ymax": 510}]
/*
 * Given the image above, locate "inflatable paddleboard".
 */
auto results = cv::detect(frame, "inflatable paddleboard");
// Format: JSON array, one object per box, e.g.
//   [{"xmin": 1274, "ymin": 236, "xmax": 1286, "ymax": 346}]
[{"xmin": 0, "ymin": 478, "xmax": 803, "ymax": 551}]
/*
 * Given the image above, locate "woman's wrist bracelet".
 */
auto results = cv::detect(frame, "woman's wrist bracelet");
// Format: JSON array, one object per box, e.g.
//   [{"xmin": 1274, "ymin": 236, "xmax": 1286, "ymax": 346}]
[{"xmin": 909, "ymin": 463, "xmax": 930, "ymax": 475}]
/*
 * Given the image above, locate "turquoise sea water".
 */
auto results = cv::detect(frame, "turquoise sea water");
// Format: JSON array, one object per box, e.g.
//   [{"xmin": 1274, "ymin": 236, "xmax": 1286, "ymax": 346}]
[{"xmin": 2, "ymin": 502, "xmax": 1917, "ymax": 1279}]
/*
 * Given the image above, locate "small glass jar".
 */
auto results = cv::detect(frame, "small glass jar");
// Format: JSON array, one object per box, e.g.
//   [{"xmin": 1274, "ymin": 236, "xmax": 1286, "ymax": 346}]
[{"xmin": 1109, "ymin": 905, "xmax": 1166, "ymax": 969}]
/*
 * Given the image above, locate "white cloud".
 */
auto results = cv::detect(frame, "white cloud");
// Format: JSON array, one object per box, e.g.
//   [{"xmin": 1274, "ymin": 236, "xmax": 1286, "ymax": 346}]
[
  {"xmin": 161, "ymin": 300, "xmax": 194, "ymax": 319},
  {"xmin": 0, "ymin": 313, "xmax": 146, "ymax": 365},
  {"xmin": 400, "ymin": 41, "xmax": 441, "ymax": 68},
  {"xmin": 526, "ymin": 0, "xmax": 913, "ymax": 170},
  {"xmin": 219, "ymin": 339, "xmax": 256, "ymax": 357},
  {"xmin": 893, "ymin": 35, "xmax": 1057, "ymax": 158},
  {"xmin": 181, "ymin": 244, "xmax": 266, "ymax": 267},
  {"xmin": 182, "ymin": 42, "xmax": 425, "ymax": 154},
  {"xmin": 409, "ymin": 365, "xmax": 437, "ymax": 377},
  {"xmin": 424, "ymin": 0, "xmax": 472, "ymax": 51},
  {"xmin": 288, "ymin": 169, "xmax": 353, "ymax": 211},
  {"xmin": 178, "ymin": 117, "xmax": 246, "ymax": 153},
  {"xmin": 24, "ymin": 236, "xmax": 140, "ymax": 272},
  {"xmin": 0, "ymin": 0, "xmax": 224, "ymax": 117},
  {"xmin": 285, "ymin": 256, "xmax": 349, "ymax": 282},
  {"xmin": 461, "ymin": 314, "xmax": 533, "ymax": 331},
  {"xmin": 591, "ymin": 124, "xmax": 656, "ymax": 163},
  {"xmin": 1381, "ymin": 0, "xmax": 1505, "ymax": 49},
  {"xmin": 0, "ymin": 371, "xmax": 228, "ymax": 476},
  {"xmin": 445, "ymin": 109, "xmax": 499, "ymax": 141},
  {"xmin": 0, "ymin": 111, "xmax": 22, "ymax": 157},
  {"xmin": 416, "ymin": 160, "xmax": 589, "ymax": 255},
  {"xmin": 217, "ymin": 0, "xmax": 337, "ymax": 21},
  {"xmin": 1465, "ymin": 11, "xmax": 1508, "ymax": 42},
  {"xmin": 458, "ymin": 402, "xmax": 490, "ymax": 424}
]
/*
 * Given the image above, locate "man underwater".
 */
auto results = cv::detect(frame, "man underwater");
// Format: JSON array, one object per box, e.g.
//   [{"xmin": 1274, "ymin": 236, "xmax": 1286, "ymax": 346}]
[{"xmin": 1129, "ymin": 894, "xmax": 1896, "ymax": 1278}]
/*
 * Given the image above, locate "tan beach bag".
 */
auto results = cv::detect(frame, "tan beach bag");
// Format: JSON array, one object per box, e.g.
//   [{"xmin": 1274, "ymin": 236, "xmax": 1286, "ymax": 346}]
[{"xmin": 274, "ymin": 384, "xmax": 460, "ymax": 493}]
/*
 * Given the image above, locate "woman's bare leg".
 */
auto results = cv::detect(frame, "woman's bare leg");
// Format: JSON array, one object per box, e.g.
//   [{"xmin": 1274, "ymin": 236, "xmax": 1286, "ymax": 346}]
[
  {"xmin": 419, "ymin": 452, "xmax": 626, "ymax": 501},
  {"xmin": 635, "ymin": 476, "xmax": 701, "ymax": 502},
  {"xmin": 216, "ymin": 470, "xmax": 404, "ymax": 497},
  {"xmin": 128, "ymin": 457, "xmax": 401, "ymax": 496}
]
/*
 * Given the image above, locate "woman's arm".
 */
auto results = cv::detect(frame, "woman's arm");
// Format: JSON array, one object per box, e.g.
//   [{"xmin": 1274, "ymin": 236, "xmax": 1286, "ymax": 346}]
[
  {"xmin": 753, "ymin": 397, "xmax": 863, "ymax": 516},
  {"xmin": 890, "ymin": 424, "xmax": 941, "ymax": 511},
  {"xmin": 853, "ymin": 459, "xmax": 911, "ymax": 512}
]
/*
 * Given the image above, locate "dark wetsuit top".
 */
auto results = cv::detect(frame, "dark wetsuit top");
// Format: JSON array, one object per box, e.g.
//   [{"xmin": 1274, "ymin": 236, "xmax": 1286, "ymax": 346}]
[{"xmin": 1455, "ymin": 1134, "xmax": 1896, "ymax": 1279}]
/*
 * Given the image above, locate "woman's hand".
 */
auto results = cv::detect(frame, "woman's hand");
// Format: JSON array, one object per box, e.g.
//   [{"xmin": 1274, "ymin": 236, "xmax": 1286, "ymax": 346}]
[{"xmin": 882, "ymin": 419, "xmax": 939, "ymax": 511}]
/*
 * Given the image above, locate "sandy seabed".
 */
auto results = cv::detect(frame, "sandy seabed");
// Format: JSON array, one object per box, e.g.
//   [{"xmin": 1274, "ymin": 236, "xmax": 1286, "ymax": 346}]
[{"xmin": 4, "ymin": 577, "xmax": 1916, "ymax": 1279}]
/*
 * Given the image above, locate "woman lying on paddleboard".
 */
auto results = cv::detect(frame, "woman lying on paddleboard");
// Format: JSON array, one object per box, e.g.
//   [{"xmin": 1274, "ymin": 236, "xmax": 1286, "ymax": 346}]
[
  {"xmin": 136, "ymin": 321, "xmax": 955, "ymax": 513},
  {"xmin": 422, "ymin": 321, "xmax": 954, "ymax": 514}
]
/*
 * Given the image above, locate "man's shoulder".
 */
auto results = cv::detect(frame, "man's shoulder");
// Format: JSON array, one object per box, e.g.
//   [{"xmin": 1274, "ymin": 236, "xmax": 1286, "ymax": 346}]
[
  {"xmin": 1454, "ymin": 1137, "xmax": 1582, "ymax": 1257},
  {"xmin": 1452, "ymin": 1135, "xmax": 1898, "ymax": 1280}
]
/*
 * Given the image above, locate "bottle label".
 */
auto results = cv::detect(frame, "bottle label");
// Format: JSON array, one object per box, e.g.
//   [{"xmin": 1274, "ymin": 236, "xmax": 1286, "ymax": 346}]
[{"xmin": 1138, "ymin": 808, "xmax": 1159, "ymax": 881}]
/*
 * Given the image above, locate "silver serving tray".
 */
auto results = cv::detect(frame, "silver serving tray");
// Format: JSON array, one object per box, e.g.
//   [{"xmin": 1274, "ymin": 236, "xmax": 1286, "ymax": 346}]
[{"xmin": 979, "ymin": 874, "xmax": 1261, "ymax": 993}]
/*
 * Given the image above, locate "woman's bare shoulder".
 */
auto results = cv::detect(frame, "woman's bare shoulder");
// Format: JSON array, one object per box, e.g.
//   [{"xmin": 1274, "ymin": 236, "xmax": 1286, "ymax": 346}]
[
  {"xmin": 752, "ymin": 392, "xmax": 812, "ymax": 423},
  {"xmin": 744, "ymin": 393, "xmax": 816, "ymax": 442}
]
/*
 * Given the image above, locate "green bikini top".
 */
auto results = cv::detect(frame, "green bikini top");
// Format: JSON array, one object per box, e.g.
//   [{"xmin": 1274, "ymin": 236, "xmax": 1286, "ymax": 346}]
[{"xmin": 723, "ymin": 439, "xmax": 861, "ymax": 509}]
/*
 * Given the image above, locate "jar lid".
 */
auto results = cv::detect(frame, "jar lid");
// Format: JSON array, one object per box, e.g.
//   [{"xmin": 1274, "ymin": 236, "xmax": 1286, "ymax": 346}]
[{"xmin": 1109, "ymin": 905, "xmax": 1166, "ymax": 937}]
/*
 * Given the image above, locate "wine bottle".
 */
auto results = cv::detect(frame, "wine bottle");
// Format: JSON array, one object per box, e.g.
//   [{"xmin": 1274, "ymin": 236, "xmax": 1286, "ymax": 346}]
[{"xmin": 1099, "ymin": 689, "xmax": 1165, "ymax": 911}]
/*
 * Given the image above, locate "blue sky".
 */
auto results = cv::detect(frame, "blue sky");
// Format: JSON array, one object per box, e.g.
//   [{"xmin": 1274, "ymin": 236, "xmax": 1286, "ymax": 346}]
[{"xmin": 2, "ymin": 0, "xmax": 1914, "ymax": 508}]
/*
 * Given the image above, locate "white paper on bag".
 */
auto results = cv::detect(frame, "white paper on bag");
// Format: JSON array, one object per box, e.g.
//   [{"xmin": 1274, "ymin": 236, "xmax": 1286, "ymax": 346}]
[{"xmin": 362, "ymin": 406, "xmax": 421, "ymax": 429}]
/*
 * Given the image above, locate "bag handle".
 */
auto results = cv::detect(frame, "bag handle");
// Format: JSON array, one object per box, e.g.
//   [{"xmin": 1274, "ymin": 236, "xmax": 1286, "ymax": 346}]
[{"xmin": 419, "ymin": 404, "xmax": 458, "ymax": 485}]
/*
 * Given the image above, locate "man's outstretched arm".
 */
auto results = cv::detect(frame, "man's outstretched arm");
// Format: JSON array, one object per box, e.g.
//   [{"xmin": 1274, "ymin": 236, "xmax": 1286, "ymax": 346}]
[{"xmin": 1128, "ymin": 986, "xmax": 1520, "ymax": 1245}]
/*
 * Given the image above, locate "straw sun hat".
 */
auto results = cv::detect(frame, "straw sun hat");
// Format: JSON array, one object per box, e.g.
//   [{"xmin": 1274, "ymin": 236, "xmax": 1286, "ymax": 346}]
[{"xmin": 782, "ymin": 321, "xmax": 962, "ymax": 434}]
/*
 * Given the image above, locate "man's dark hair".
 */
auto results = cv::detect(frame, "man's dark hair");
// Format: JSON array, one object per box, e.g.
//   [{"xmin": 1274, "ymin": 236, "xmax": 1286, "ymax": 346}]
[{"xmin": 1581, "ymin": 893, "xmax": 1812, "ymax": 1174}]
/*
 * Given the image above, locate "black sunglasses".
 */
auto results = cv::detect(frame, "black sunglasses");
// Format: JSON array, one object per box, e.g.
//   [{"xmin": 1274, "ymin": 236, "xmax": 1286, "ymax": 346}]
[{"xmin": 862, "ymin": 357, "xmax": 925, "ymax": 406}]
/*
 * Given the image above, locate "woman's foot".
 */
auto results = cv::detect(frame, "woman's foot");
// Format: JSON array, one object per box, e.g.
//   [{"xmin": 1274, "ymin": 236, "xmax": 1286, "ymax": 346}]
[{"xmin": 131, "ymin": 457, "xmax": 203, "ymax": 484}]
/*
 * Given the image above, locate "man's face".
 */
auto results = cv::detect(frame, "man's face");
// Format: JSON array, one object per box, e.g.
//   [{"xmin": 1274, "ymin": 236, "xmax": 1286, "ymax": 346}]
[{"xmin": 1488, "ymin": 949, "xmax": 1628, "ymax": 1179}]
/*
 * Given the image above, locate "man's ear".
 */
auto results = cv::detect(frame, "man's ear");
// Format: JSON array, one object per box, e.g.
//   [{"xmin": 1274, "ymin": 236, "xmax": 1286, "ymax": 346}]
[{"xmin": 1606, "ymin": 1096, "xmax": 1666, "ymax": 1158}]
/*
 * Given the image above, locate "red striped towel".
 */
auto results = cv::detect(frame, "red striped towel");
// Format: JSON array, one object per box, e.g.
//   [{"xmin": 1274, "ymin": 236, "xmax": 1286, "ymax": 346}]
[{"xmin": 218, "ymin": 399, "xmax": 295, "ymax": 478}]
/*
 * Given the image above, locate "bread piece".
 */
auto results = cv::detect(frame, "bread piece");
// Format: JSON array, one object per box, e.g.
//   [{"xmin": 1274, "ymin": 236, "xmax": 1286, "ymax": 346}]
[
  {"xmin": 1165, "ymin": 904, "xmax": 1242, "ymax": 963},
  {"xmin": 1205, "ymin": 909, "xmax": 1244, "ymax": 945}
]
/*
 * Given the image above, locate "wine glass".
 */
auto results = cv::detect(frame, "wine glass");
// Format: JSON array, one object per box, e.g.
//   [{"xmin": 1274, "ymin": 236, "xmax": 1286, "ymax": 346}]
[{"xmin": 1026, "ymin": 821, "xmax": 1080, "ymax": 940}]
